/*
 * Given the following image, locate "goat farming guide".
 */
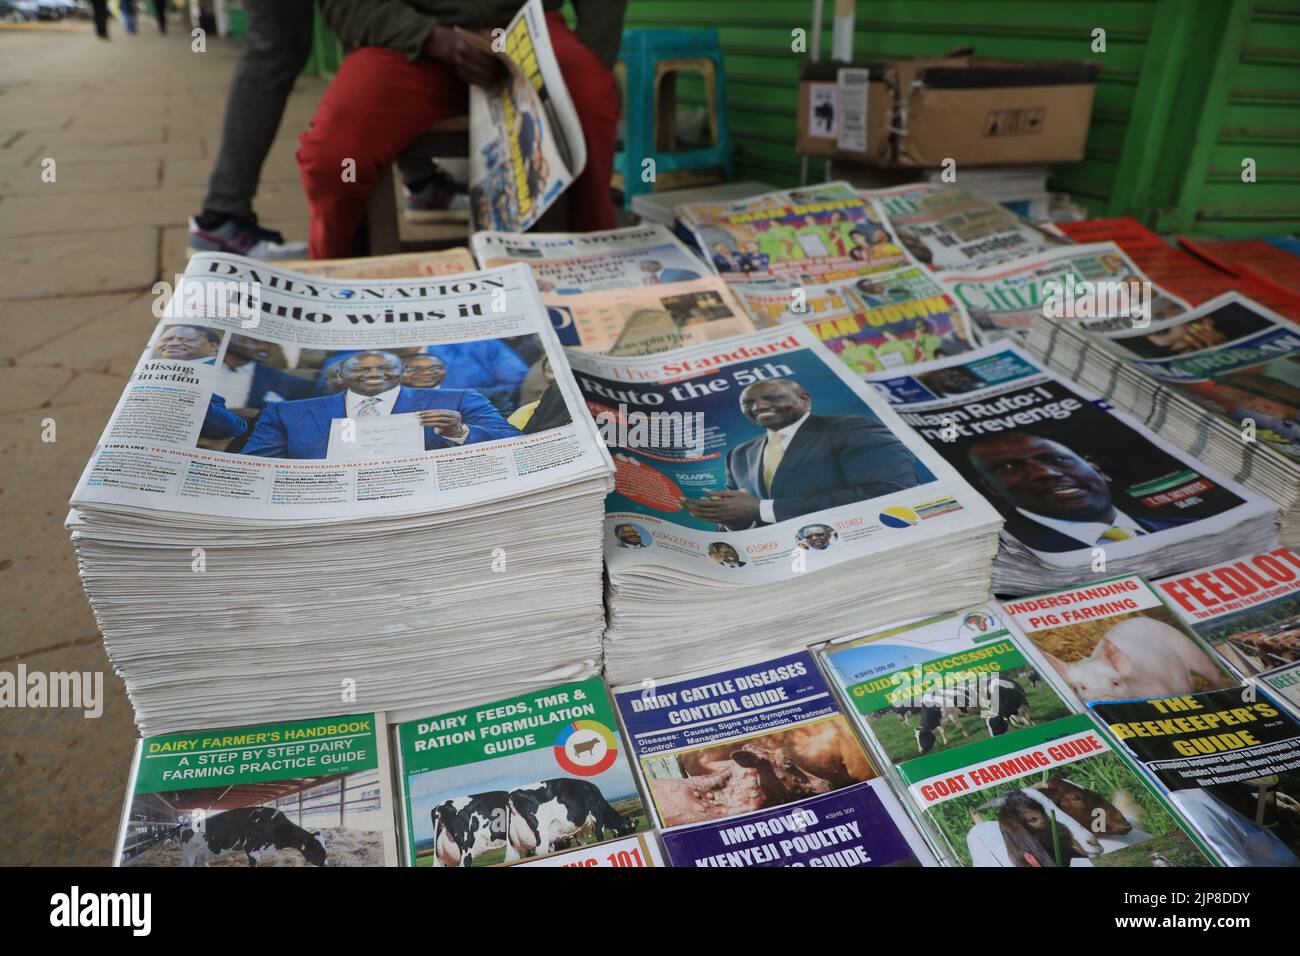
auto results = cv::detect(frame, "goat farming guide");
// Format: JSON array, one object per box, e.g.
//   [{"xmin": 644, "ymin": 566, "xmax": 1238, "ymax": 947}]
[
  {"xmin": 898, "ymin": 713, "xmax": 1215, "ymax": 867},
  {"xmin": 819, "ymin": 605, "xmax": 1075, "ymax": 770},
  {"xmin": 614, "ymin": 651, "xmax": 937, "ymax": 867},
  {"xmin": 113, "ymin": 713, "xmax": 399, "ymax": 868},
  {"xmin": 394, "ymin": 677, "xmax": 659, "ymax": 867},
  {"xmin": 1092, "ymin": 685, "xmax": 1300, "ymax": 866}
]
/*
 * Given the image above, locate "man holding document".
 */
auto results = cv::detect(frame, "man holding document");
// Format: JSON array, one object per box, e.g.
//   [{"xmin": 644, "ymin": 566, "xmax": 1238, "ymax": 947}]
[{"xmin": 243, "ymin": 351, "xmax": 520, "ymax": 459}]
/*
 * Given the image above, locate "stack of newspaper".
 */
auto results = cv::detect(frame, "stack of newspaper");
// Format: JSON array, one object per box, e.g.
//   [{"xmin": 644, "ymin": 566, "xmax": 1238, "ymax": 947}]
[
  {"xmin": 867, "ymin": 341, "xmax": 1279, "ymax": 595},
  {"xmin": 67, "ymin": 254, "xmax": 613, "ymax": 736},
  {"xmin": 1026, "ymin": 293, "xmax": 1300, "ymax": 543},
  {"xmin": 565, "ymin": 324, "xmax": 1004, "ymax": 682}
]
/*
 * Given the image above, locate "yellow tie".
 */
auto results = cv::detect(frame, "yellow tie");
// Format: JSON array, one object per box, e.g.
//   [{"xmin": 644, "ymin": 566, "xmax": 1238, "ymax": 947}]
[
  {"xmin": 762, "ymin": 432, "xmax": 786, "ymax": 492},
  {"xmin": 1098, "ymin": 527, "xmax": 1135, "ymax": 542}
]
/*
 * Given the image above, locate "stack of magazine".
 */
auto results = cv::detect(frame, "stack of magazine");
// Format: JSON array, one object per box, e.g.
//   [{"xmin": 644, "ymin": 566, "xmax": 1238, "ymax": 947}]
[
  {"xmin": 1026, "ymin": 293, "xmax": 1300, "ymax": 543},
  {"xmin": 865, "ymin": 341, "xmax": 1279, "ymax": 594},
  {"xmin": 565, "ymin": 323, "xmax": 1004, "ymax": 682},
  {"xmin": 67, "ymin": 253, "xmax": 613, "ymax": 735}
]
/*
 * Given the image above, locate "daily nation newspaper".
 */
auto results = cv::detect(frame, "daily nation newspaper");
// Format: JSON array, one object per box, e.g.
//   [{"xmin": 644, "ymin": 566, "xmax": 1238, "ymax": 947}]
[
  {"xmin": 563, "ymin": 323, "xmax": 1001, "ymax": 583},
  {"xmin": 734, "ymin": 264, "xmax": 977, "ymax": 375},
  {"xmin": 867, "ymin": 342, "xmax": 1276, "ymax": 572},
  {"xmin": 68, "ymin": 253, "xmax": 612, "ymax": 523},
  {"xmin": 467, "ymin": 0, "xmax": 585, "ymax": 231},
  {"xmin": 939, "ymin": 241, "xmax": 1192, "ymax": 340},
  {"xmin": 866, "ymin": 183, "xmax": 1070, "ymax": 272},
  {"xmin": 470, "ymin": 224, "xmax": 708, "ymax": 294},
  {"xmin": 681, "ymin": 182, "xmax": 912, "ymax": 283}
]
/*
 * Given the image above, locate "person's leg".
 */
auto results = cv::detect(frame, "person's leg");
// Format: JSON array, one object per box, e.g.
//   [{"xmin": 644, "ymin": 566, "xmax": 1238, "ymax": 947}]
[
  {"xmin": 545, "ymin": 10, "xmax": 619, "ymax": 232},
  {"xmin": 152, "ymin": 0, "xmax": 166, "ymax": 33},
  {"xmin": 297, "ymin": 48, "xmax": 466, "ymax": 258},
  {"xmin": 199, "ymin": 0, "xmax": 313, "ymax": 222},
  {"xmin": 122, "ymin": 0, "xmax": 137, "ymax": 34},
  {"xmin": 90, "ymin": 0, "xmax": 109, "ymax": 38}
]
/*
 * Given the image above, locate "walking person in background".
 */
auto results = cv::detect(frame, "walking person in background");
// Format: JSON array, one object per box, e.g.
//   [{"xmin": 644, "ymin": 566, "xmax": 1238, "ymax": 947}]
[
  {"xmin": 89, "ymin": 0, "xmax": 109, "ymax": 39},
  {"xmin": 186, "ymin": 0, "xmax": 315, "ymax": 260}
]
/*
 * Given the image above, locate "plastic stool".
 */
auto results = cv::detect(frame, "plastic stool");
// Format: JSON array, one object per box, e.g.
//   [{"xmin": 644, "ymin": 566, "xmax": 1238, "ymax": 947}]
[{"xmin": 614, "ymin": 29, "xmax": 734, "ymax": 210}]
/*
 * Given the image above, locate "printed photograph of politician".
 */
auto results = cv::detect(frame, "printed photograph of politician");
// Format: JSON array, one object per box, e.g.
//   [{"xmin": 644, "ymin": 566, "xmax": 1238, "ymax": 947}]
[
  {"xmin": 639, "ymin": 716, "xmax": 874, "ymax": 828},
  {"xmin": 916, "ymin": 379, "xmax": 1249, "ymax": 557},
  {"xmin": 151, "ymin": 324, "xmax": 222, "ymax": 365},
  {"xmin": 190, "ymin": 332, "xmax": 570, "ymax": 460},
  {"xmin": 587, "ymin": 348, "xmax": 936, "ymax": 535}
]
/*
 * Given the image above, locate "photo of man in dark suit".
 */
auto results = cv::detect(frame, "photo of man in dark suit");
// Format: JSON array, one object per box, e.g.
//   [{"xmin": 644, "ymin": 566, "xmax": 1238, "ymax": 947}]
[
  {"xmin": 966, "ymin": 432, "xmax": 1192, "ymax": 553},
  {"xmin": 679, "ymin": 378, "xmax": 919, "ymax": 530},
  {"xmin": 215, "ymin": 334, "xmax": 315, "ymax": 419},
  {"xmin": 242, "ymin": 350, "xmax": 520, "ymax": 459}
]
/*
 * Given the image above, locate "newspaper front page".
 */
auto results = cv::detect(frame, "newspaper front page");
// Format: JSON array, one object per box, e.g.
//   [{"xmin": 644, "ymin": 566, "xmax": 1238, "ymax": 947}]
[
  {"xmin": 564, "ymin": 324, "xmax": 1001, "ymax": 583},
  {"xmin": 69, "ymin": 253, "xmax": 612, "ymax": 523}
]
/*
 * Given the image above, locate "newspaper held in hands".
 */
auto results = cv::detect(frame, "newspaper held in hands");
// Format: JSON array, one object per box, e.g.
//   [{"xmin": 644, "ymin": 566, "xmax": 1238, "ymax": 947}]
[{"xmin": 465, "ymin": 0, "xmax": 587, "ymax": 232}]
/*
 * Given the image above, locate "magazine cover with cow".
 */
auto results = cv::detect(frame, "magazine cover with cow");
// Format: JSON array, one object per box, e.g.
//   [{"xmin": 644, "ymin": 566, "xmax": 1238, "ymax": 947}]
[
  {"xmin": 738, "ymin": 264, "xmax": 978, "ymax": 376},
  {"xmin": 114, "ymin": 713, "xmax": 400, "ymax": 867},
  {"xmin": 819, "ymin": 605, "xmax": 1075, "ymax": 773},
  {"xmin": 1155, "ymin": 546, "xmax": 1300, "ymax": 678},
  {"xmin": 394, "ymin": 677, "xmax": 659, "ymax": 867},
  {"xmin": 1092, "ymin": 685, "xmax": 1300, "ymax": 866},
  {"xmin": 565, "ymin": 324, "xmax": 1000, "ymax": 584},
  {"xmin": 681, "ymin": 182, "xmax": 911, "ymax": 284},
  {"xmin": 614, "ymin": 651, "xmax": 938, "ymax": 867},
  {"xmin": 899, "ymin": 713, "xmax": 1216, "ymax": 867},
  {"xmin": 466, "ymin": 0, "xmax": 585, "ymax": 232},
  {"xmin": 870, "ymin": 342, "xmax": 1277, "ymax": 579}
]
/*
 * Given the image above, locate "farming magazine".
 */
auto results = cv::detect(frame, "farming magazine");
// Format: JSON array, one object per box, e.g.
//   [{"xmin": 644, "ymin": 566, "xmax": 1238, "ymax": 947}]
[
  {"xmin": 1155, "ymin": 547, "xmax": 1300, "ymax": 677},
  {"xmin": 113, "ymin": 713, "xmax": 399, "ymax": 867},
  {"xmin": 614, "ymin": 651, "xmax": 936, "ymax": 867},
  {"xmin": 1092, "ymin": 686, "xmax": 1300, "ymax": 866},
  {"xmin": 1256, "ymin": 660, "xmax": 1300, "ymax": 715},
  {"xmin": 1003, "ymin": 575, "xmax": 1237, "ymax": 708},
  {"xmin": 898, "ymin": 713, "xmax": 1215, "ymax": 867},
  {"xmin": 393, "ymin": 677, "xmax": 659, "ymax": 867}
]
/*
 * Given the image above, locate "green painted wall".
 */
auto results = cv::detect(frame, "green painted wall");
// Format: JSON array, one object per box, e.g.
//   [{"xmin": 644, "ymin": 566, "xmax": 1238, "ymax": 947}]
[{"xmin": 619, "ymin": 0, "xmax": 1300, "ymax": 237}]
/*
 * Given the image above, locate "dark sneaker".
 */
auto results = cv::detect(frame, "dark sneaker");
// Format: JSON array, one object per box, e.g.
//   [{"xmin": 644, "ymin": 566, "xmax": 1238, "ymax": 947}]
[
  {"xmin": 187, "ymin": 217, "xmax": 308, "ymax": 261},
  {"xmin": 403, "ymin": 174, "xmax": 470, "ymax": 223}
]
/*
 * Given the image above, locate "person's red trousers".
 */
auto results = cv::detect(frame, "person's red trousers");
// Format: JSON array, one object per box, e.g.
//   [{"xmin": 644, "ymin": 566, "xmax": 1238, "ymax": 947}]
[{"xmin": 298, "ymin": 11, "xmax": 619, "ymax": 259}]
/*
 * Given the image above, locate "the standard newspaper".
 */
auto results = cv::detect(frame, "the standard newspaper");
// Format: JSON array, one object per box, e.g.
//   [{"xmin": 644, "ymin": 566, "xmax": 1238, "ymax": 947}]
[
  {"xmin": 1092, "ymin": 686, "xmax": 1300, "ymax": 866},
  {"xmin": 866, "ymin": 183, "xmax": 1070, "ymax": 271},
  {"xmin": 867, "ymin": 341, "xmax": 1279, "ymax": 592},
  {"xmin": 938, "ymin": 241, "xmax": 1192, "ymax": 340},
  {"xmin": 466, "ymin": 0, "xmax": 585, "ymax": 231},
  {"xmin": 613, "ymin": 651, "xmax": 937, "ymax": 867},
  {"xmin": 68, "ymin": 253, "xmax": 614, "ymax": 735},
  {"xmin": 1154, "ymin": 548, "xmax": 1300, "ymax": 677},
  {"xmin": 392, "ymin": 678, "xmax": 662, "ymax": 867},
  {"xmin": 735, "ymin": 264, "xmax": 977, "ymax": 374},
  {"xmin": 113, "ymin": 713, "xmax": 400, "ymax": 867},
  {"xmin": 565, "ymin": 323, "xmax": 1003, "ymax": 678},
  {"xmin": 681, "ymin": 182, "xmax": 912, "ymax": 283},
  {"xmin": 471, "ymin": 224, "xmax": 708, "ymax": 293}
]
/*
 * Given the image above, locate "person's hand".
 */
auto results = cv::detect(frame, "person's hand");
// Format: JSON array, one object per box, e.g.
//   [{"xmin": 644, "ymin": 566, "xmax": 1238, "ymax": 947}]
[
  {"xmin": 679, "ymin": 490, "xmax": 761, "ymax": 527},
  {"xmin": 425, "ymin": 26, "xmax": 505, "ymax": 88},
  {"xmin": 416, "ymin": 408, "xmax": 468, "ymax": 437}
]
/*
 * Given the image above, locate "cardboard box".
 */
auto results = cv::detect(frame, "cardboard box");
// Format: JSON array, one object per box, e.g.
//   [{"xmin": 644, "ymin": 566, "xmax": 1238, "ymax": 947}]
[
  {"xmin": 796, "ymin": 61, "xmax": 892, "ymax": 166},
  {"xmin": 895, "ymin": 58, "xmax": 1099, "ymax": 167},
  {"xmin": 797, "ymin": 54, "xmax": 1098, "ymax": 169}
]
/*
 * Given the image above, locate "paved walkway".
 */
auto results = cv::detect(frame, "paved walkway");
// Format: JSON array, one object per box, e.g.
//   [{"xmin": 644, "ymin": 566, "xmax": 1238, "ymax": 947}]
[{"xmin": 0, "ymin": 16, "xmax": 327, "ymax": 865}]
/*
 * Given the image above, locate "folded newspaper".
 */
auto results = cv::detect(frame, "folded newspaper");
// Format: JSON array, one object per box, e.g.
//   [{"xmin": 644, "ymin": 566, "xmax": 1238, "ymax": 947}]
[
  {"xmin": 564, "ymin": 323, "xmax": 1003, "ymax": 681},
  {"xmin": 68, "ymin": 253, "xmax": 614, "ymax": 736},
  {"xmin": 467, "ymin": 0, "xmax": 585, "ymax": 231},
  {"xmin": 866, "ymin": 341, "xmax": 1279, "ymax": 594},
  {"xmin": 1026, "ymin": 292, "xmax": 1300, "ymax": 543}
]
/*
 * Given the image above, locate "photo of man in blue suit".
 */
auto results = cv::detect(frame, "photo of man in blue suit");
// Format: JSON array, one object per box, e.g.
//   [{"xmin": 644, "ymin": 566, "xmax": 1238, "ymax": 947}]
[
  {"xmin": 679, "ymin": 378, "xmax": 920, "ymax": 530},
  {"xmin": 243, "ymin": 350, "xmax": 521, "ymax": 460}
]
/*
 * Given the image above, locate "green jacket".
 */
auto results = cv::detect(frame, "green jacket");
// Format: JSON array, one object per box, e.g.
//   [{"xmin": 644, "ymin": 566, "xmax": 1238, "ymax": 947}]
[{"xmin": 319, "ymin": 0, "xmax": 627, "ymax": 68}]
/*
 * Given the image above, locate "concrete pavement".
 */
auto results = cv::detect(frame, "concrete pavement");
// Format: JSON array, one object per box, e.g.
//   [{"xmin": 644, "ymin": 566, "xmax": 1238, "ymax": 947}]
[{"xmin": 0, "ymin": 16, "xmax": 327, "ymax": 865}]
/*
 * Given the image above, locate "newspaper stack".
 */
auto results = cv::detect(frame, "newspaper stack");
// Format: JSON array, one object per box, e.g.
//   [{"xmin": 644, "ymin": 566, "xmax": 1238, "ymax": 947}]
[
  {"xmin": 68, "ymin": 254, "xmax": 613, "ymax": 736},
  {"xmin": 869, "ymin": 341, "xmax": 1279, "ymax": 595},
  {"xmin": 1026, "ymin": 292, "xmax": 1300, "ymax": 543},
  {"xmin": 565, "ymin": 325, "xmax": 1004, "ymax": 683}
]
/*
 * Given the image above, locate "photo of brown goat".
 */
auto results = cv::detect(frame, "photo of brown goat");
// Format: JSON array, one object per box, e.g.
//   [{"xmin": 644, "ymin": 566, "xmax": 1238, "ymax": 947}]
[{"xmin": 644, "ymin": 715, "xmax": 877, "ymax": 827}]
